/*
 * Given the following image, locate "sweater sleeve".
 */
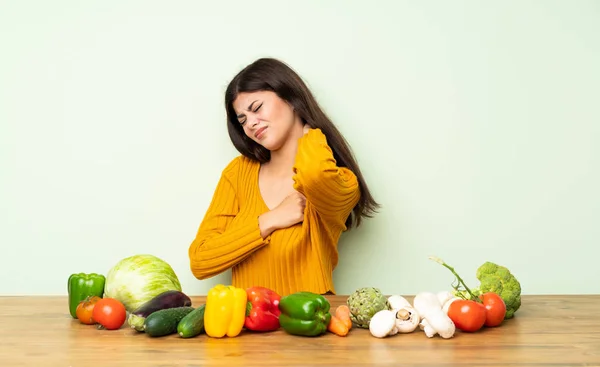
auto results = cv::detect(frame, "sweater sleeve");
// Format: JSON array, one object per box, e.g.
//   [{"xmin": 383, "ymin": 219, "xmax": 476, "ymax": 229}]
[
  {"xmin": 292, "ymin": 128, "xmax": 361, "ymax": 229},
  {"xmin": 188, "ymin": 161, "xmax": 270, "ymax": 280}
]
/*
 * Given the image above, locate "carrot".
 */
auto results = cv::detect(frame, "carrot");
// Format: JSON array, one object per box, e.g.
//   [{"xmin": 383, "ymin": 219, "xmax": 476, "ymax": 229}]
[
  {"xmin": 327, "ymin": 315, "xmax": 349, "ymax": 336},
  {"xmin": 327, "ymin": 305, "xmax": 352, "ymax": 336},
  {"xmin": 334, "ymin": 305, "xmax": 352, "ymax": 330}
]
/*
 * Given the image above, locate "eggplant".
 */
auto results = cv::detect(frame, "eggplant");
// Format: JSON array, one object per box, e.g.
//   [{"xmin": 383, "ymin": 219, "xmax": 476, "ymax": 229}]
[{"xmin": 127, "ymin": 290, "xmax": 192, "ymax": 331}]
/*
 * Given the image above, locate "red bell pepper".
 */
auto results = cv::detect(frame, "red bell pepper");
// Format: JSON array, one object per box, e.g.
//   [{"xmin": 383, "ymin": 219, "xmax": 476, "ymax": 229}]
[{"xmin": 244, "ymin": 286, "xmax": 282, "ymax": 331}]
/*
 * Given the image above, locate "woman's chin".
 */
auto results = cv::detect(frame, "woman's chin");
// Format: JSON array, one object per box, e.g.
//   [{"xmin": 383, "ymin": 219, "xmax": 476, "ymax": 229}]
[
  {"xmin": 257, "ymin": 137, "xmax": 281, "ymax": 151},
  {"xmin": 259, "ymin": 143, "xmax": 277, "ymax": 152}
]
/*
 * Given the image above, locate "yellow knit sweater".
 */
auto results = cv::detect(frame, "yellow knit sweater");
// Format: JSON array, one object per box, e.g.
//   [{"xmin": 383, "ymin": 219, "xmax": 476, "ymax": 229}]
[{"xmin": 188, "ymin": 128, "xmax": 360, "ymax": 296}]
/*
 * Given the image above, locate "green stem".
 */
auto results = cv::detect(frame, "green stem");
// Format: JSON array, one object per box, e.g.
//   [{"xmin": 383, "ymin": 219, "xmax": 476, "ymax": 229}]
[
  {"xmin": 429, "ymin": 256, "xmax": 480, "ymax": 302},
  {"xmin": 246, "ymin": 301, "xmax": 252, "ymax": 317}
]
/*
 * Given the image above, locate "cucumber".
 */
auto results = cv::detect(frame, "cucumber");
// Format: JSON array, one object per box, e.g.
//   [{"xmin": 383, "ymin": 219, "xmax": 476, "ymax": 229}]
[
  {"xmin": 177, "ymin": 304, "xmax": 206, "ymax": 338},
  {"xmin": 128, "ymin": 290, "xmax": 192, "ymax": 331},
  {"xmin": 143, "ymin": 306, "xmax": 194, "ymax": 337}
]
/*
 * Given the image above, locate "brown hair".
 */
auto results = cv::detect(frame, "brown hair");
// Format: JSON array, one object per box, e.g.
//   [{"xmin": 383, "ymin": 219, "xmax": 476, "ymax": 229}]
[{"xmin": 224, "ymin": 58, "xmax": 379, "ymax": 228}]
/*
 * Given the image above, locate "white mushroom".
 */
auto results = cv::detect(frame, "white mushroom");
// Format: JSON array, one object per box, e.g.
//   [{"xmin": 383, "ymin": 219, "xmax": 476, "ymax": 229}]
[
  {"xmin": 394, "ymin": 306, "xmax": 420, "ymax": 333},
  {"xmin": 442, "ymin": 297, "xmax": 459, "ymax": 315},
  {"xmin": 386, "ymin": 295, "xmax": 420, "ymax": 333},
  {"xmin": 436, "ymin": 291, "xmax": 454, "ymax": 305},
  {"xmin": 369, "ymin": 310, "xmax": 399, "ymax": 338},
  {"xmin": 388, "ymin": 295, "xmax": 412, "ymax": 310},
  {"xmin": 419, "ymin": 318, "xmax": 435, "ymax": 337},
  {"xmin": 436, "ymin": 291, "xmax": 460, "ymax": 315},
  {"xmin": 413, "ymin": 292, "xmax": 456, "ymax": 339}
]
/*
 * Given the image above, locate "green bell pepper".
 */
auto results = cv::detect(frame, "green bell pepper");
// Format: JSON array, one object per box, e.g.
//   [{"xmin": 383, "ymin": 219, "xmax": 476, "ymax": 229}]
[
  {"xmin": 278, "ymin": 291, "xmax": 331, "ymax": 336},
  {"xmin": 67, "ymin": 273, "xmax": 106, "ymax": 318}
]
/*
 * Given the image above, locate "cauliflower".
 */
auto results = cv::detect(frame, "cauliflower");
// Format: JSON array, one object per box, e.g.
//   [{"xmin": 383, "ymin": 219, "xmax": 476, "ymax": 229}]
[{"xmin": 472, "ymin": 262, "xmax": 522, "ymax": 319}]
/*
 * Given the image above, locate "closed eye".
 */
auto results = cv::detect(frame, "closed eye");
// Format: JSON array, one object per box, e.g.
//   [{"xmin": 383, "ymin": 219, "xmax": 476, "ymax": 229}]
[{"xmin": 238, "ymin": 102, "xmax": 263, "ymax": 125}]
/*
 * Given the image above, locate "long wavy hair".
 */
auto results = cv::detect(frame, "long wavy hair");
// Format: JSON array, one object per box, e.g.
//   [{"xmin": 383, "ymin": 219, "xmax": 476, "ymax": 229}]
[{"xmin": 224, "ymin": 58, "xmax": 379, "ymax": 229}]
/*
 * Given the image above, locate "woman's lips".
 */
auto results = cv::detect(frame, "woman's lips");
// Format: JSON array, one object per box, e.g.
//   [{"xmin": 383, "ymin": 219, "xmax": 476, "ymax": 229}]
[{"xmin": 255, "ymin": 126, "xmax": 267, "ymax": 139}]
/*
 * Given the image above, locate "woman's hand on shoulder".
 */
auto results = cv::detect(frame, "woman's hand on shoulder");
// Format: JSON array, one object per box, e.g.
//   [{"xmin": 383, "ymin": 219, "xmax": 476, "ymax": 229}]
[
  {"xmin": 258, "ymin": 191, "xmax": 306, "ymax": 238},
  {"xmin": 303, "ymin": 124, "xmax": 310, "ymax": 135}
]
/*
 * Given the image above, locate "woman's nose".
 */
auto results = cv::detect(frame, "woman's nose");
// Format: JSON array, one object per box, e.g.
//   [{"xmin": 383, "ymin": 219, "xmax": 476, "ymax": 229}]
[{"xmin": 248, "ymin": 115, "xmax": 260, "ymax": 127}]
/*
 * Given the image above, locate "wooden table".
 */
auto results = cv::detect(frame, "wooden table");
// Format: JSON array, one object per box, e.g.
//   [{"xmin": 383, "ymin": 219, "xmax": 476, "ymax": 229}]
[{"xmin": 1, "ymin": 295, "xmax": 599, "ymax": 366}]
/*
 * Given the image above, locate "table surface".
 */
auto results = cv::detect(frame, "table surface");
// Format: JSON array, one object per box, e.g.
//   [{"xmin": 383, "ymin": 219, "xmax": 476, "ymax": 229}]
[{"xmin": 1, "ymin": 295, "xmax": 599, "ymax": 367}]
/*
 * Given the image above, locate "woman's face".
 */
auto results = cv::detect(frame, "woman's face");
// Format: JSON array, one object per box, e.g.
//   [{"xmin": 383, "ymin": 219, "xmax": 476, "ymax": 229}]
[{"xmin": 232, "ymin": 90, "xmax": 301, "ymax": 151}]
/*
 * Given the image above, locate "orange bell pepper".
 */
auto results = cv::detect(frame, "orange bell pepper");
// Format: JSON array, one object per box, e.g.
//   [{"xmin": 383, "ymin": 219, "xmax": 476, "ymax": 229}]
[{"xmin": 204, "ymin": 284, "xmax": 247, "ymax": 338}]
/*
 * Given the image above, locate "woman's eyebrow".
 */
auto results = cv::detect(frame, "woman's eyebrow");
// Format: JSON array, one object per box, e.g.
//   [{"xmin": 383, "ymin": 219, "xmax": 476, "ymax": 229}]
[{"xmin": 237, "ymin": 100, "xmax": 258, "ymax": 118}]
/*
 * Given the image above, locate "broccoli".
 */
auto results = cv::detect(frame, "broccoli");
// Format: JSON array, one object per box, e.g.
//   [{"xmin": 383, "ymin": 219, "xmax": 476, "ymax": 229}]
[
  {"xmin": 430, "ymin": 257, "xmax": 523, "ymax": 319},
  {"xmin": 472, "ymin": 261, "xmax": 522, "ymax": 319}
]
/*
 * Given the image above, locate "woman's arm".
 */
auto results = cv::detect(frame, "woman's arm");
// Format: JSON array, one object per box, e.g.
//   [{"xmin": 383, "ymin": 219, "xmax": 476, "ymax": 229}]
[
  {"xmin": 188, "ymin": 163, "xmax": 270, "ymax": 280},
  {"xmin": 292, "ymin": 128, "xmax": 361, "ymax": 229}
]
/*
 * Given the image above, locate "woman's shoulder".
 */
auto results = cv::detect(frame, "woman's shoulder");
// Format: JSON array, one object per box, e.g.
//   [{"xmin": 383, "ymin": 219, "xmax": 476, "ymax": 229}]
[
  {"xmin": 220, "ymin": 155, "xmax": 259, "ymax": 181},
  {"xmin": 222, "ymin": 155, "xmax": 257, "ymax": 171}
]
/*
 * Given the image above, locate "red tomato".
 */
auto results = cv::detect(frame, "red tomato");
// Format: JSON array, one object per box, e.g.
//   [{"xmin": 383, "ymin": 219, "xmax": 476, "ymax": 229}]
[
  {"xmin": 448, "ymin": 299, "xmax": 486, "ymax": 332},
  {"xmin": 92, "ymin": 298, "xmax": 126, "ymax": 330},
  {"xmin": 481, "ymin": 292, "xmax": 506, "ymax": 327},
  {"xmin": 76, "ymin": 296, "xmax": 101, "ymax": 325}
]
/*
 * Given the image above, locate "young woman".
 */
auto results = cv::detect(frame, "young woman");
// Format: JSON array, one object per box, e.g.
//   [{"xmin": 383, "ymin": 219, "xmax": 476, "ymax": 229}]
[{"xmin": 188, "ymin": 58, "xmax": 379, "ymax": 296}]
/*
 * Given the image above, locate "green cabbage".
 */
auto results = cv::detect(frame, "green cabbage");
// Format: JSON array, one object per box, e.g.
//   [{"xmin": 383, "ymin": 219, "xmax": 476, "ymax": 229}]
[{"xmin": 104, "ymin": 254, "xmax": 182, "ymax": 311}]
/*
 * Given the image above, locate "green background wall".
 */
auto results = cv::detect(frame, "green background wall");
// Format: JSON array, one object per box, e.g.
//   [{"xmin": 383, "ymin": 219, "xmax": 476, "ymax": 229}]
[{"xmin": 2, "ymin": 0, "xmax": 598, "ymax": 296}]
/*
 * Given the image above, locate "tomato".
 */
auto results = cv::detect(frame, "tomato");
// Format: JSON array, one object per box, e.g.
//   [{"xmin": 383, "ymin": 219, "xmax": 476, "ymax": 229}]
[
  {"xmin": 92, "ymin": 298, "xmax": 126, "ymax": 330},
  {"xmin": 76, "ymin": 296, "xmax": 101, "ymax": 325},
  {"xmin": 448, "ymin": 299, "xmax": 486, "ymax": 332},
  {"xmin": 481, "ymin": 292, "xmax": 506, "ymax": 327}
]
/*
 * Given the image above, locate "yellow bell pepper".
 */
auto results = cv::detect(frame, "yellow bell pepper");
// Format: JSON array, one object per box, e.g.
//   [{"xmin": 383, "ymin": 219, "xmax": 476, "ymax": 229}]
[{"xmin": 204, "ymin": 284, "xmax": 247, "ymax": 338}]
